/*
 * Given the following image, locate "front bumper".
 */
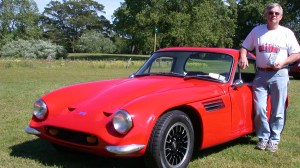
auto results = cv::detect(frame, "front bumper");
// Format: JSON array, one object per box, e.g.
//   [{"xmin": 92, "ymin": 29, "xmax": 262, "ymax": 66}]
[
  {"xmin": 24, "ymin": 126, "xmax": 41, "ymax": 135},
  {"xmin": 105, "ymin": 144, "xmax": 145, "ymax": 155},
  {"xmin": 24, "ymin": 126, "xmax": 145, "ymax": 155}
]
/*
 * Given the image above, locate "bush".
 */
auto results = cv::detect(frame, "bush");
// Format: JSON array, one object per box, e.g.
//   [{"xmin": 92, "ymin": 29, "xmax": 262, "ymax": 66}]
[
  {"xmin": 0, "ymin": 39, "xmax": 67, "ymax": 59},
  {"xmin": 77, "ymin": 30, "xmax": 116, "ymax": 53}
]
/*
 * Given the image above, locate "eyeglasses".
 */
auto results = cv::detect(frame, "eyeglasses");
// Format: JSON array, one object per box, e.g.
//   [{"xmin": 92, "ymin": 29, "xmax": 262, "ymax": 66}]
[{"xmin": 268, "ymin": 11, "xmax": 280, "ymax": 16}]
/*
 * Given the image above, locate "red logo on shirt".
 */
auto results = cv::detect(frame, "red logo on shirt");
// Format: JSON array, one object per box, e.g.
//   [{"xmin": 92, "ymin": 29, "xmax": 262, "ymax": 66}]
[{"xmin": 258, "ymin": 44, "xmax": 280, "ymax": 53}]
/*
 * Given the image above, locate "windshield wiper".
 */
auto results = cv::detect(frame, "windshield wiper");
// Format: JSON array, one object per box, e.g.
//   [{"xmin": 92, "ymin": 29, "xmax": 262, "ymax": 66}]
[
  {"xmin": 133, "ymin": 73, "xmax": 151, "ymax": 77},
  {"xmin": 156, "ymin": 72, "xmax": 184, "ymax": 77},
  {"xmin": 135, "ymin": 72, "xmax": 184, "ymax": 77}
]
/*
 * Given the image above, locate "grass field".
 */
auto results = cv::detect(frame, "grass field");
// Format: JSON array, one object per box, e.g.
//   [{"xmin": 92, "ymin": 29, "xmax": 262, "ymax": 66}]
[{"xmin": 0, "ymin": 59, "xmax": 299, "ymax": 168}]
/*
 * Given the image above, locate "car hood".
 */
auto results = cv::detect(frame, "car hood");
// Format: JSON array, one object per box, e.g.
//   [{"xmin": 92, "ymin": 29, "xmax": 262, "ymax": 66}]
[
  {"xmin": 41, "ymin": 76, "xmax": 224, "ymax": 127},
  {"xmin": 44, "ymin": 76, "xmax": 224, "ymax": 112},
  {"xmin": 75, "ymin": 76, "xmax": 221, "ymax": 108}
]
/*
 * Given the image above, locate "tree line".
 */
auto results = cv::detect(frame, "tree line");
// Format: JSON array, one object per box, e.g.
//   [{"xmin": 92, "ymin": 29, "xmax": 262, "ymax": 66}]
[{"xmin": 0, "ymin": 0, "xmax": 299, "ymax": 57}]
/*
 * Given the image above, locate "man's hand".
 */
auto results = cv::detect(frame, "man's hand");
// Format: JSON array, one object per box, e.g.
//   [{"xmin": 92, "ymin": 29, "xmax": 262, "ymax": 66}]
[
  {"xmin": 239, "ymin": 48, "xmax": 249, "ymax": 69},
  {"xmin": 273, "ymin": 62, "xmax": 284, "ymax": 69},
  {"xmin": 274, "ymin": 53, "xmax": 300, "ymax": 69}
]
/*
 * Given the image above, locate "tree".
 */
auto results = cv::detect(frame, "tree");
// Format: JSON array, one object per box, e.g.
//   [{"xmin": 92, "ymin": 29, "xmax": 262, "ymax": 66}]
[
  {"xmin": 186, "ymin": 0, "xmax": 237, "ymax": 48},
  {"xmin": 113, "ymin": 0, "xmax": 237, "ymax": 54},
  {"xmin": 0, "ymin": 0, "xmax": 42, "ymax": 46},
  {"xmin": 113, "ymin": 0, "xmax": 148, "ymax": 54},
  {"xmin": 42, "ymin": 0, "xmax": 111, "ymax": 52},
  {"xmin": 77, "ymin": 30, "xmax": 116, "ymax": 53}
]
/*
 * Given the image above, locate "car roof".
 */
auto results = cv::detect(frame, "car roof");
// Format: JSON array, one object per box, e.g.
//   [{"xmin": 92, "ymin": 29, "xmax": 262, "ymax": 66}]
[
  {"xmin": 157, "ymin": 47, "xmax": 255, "ymax": 59},
  {"xmin": 158, "ymin": 47, "xmax": 238, "ymax": 53}
]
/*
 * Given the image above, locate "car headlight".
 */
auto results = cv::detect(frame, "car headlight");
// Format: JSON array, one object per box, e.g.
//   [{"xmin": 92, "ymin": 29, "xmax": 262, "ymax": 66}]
[
  {"xmin": 33, "ymin": 99, "xmax": 48, "ymax": 120},
  {"xmin": 113, "ymin": 110, "xmax": 133, "ymax": 134}
]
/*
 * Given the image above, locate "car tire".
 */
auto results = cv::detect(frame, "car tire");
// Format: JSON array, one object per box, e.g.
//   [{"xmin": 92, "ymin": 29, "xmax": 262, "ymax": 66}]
[{"xmin": 144, "ymin": 110, "xmax": 194, "ymax": 168}]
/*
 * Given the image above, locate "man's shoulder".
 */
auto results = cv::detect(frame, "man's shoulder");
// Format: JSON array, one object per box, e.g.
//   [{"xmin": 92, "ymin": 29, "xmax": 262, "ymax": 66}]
[
  {"xmin": 278, "ymin": 25, "xmax": 293, "ymax": 33},
  {"xmin": 252, "ymin": 24, "xmax": 266, "ymax": 31},
  {"xmin": 248, "ymin": 24, "xmax": 267, "ymax": 35},
  {"xmin": 255, "ymin": 24, "xmax": 266, "ymax": 28}
]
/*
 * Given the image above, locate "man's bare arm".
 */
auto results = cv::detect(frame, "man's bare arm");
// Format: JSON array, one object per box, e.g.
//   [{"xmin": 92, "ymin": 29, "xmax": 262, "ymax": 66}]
[{"xmin": 239, "ymin": 47, "xmax": 249, "ymax": 69}]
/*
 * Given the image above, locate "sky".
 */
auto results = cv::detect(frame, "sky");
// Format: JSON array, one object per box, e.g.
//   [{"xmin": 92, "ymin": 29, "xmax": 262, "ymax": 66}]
[{"xmin": 35, "ymin": 0, "xmax": 124, "ymax": 22}]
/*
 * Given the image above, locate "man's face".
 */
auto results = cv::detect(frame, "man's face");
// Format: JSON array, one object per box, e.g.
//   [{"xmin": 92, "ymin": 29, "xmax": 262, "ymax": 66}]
[{"xmin": 266, "ymin": 6, "xmax": 282, "ymax": 25}]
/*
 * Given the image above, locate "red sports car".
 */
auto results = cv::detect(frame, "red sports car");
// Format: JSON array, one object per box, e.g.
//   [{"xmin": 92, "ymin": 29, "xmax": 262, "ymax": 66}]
[
  {"xmin": 25, "ymin": 47, "xmax": 263, "ymax": 168},
  {"xmin": 289, "ymin": 58, "xmax": 300, "ymax": 79}
]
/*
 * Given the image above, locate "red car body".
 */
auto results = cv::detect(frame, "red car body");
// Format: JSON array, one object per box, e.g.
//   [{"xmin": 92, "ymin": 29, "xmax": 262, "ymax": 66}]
[
  {"xmin": 25, "ymin": 47, "xmax": 267, "ymax": 167},
  {"xmin": 289, "ymin": 58, "xmax": 300, "ymax": 79}
]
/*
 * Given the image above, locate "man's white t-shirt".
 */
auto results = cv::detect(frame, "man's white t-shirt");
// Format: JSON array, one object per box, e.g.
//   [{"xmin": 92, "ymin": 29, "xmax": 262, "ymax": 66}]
[{"xmin": 242, "ymin": 24, "xmax": 300, "ymax": 68}]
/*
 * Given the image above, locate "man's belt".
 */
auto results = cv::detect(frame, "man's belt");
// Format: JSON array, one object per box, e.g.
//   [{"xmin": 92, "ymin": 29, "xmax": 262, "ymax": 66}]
[{"xmin": 257, "ymin": 67, "xmax": 281, "ymax": 71}]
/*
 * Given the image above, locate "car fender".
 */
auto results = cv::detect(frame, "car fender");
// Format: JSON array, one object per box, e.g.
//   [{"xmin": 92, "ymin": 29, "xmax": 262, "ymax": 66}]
[{"xmin": 116, "ymin": 85, "xmax": 225, "ymax": 146}]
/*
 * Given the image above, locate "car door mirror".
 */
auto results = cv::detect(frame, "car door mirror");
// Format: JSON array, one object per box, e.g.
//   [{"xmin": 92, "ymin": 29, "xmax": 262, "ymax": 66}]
[
  {"xmin": 129, "ymin": 73, "xmax": 135, "ymax": 78},
  {"xmin": 232, "ymin": 79, "xmax": 243, "ymax": 89}
]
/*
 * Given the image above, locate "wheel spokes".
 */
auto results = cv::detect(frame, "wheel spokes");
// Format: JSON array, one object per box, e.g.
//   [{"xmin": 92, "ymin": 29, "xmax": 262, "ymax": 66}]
[{"xmin": 164, "ymin": 123, "xmax": 190, "ymax": 166}]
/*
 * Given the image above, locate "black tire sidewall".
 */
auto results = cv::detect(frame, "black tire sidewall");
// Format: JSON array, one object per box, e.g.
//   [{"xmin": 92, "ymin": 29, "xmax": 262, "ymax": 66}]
[{"xmin": 147, "ymin": 110, "xmax": 194, "ymax": 168}]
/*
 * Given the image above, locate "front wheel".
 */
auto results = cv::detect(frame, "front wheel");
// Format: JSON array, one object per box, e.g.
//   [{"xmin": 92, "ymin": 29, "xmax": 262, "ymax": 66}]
[{"xmin": 145, "ymin": 110, "xmax": 194, "ymax": 168}]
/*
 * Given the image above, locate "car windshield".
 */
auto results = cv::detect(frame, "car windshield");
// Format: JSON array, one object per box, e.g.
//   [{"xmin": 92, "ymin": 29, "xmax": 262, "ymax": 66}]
[{"xmin": 135, "ymin": 51, "xmax": 233, "ymax": 82}]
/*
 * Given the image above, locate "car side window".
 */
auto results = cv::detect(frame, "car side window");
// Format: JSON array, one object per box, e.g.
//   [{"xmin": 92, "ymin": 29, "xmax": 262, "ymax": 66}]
[
  {"xmin": 235, "ymin": 58, "xmax": 256, "ymax": 83},
  {"xmin": 149, "ymin": 57, "xmax": 175, "ymax": 73}
]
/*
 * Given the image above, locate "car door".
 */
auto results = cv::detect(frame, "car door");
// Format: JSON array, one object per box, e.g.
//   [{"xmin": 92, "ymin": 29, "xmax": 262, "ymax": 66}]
[{"xmin": 229, "ymin": 60, "xmax": 256, "ymax": 134}]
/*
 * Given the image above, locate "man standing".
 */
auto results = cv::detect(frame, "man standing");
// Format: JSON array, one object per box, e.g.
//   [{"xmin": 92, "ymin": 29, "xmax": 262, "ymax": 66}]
[{"xmin": 239, "ymin": 3, "xmax": 300, "ymax": 152}]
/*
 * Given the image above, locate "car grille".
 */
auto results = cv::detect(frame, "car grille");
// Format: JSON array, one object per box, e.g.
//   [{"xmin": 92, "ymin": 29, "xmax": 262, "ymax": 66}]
[{"xmin": 45, "ymin": 126, "xmax": 98, "ymax": 146}]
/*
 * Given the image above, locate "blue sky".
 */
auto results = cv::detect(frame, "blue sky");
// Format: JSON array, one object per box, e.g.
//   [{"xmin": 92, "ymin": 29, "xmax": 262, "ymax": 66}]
[{"xmin": 35, "ymin": 0, "xmax": 124, "ymax": 22}]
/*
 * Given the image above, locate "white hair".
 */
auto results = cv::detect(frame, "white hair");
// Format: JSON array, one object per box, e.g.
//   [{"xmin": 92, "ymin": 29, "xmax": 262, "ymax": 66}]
[{"xmin": 264, "ymin": 3, "xmax": 283, "ymax": 16}]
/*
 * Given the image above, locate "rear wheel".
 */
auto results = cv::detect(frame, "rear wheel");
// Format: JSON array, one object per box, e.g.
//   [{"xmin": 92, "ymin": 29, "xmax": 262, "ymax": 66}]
[{"xmin": 145, "ymin": 110, "xmax": 194, "ymax": 168}]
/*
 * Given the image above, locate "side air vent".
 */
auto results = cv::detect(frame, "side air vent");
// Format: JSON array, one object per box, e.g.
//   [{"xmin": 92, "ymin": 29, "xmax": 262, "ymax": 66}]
[{"xmin": 203, "ymin": 99, "xmax": 225, "ymax": 112}]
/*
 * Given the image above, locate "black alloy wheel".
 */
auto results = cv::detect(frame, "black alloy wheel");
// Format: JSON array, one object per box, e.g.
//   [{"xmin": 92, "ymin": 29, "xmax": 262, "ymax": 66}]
[{"xmin": 145, "ymin": 110, "xmax": 194, "ymax": 168}]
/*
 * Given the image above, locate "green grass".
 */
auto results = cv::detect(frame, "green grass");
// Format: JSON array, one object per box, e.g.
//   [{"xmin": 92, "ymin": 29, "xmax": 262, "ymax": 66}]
[{"xmin": 0, "ymin": 59, "xmax": 299, "ymax": 168}]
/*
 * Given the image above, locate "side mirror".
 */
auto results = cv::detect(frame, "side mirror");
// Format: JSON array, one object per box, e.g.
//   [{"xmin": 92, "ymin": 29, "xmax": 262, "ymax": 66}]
[
  {"xmin": 232, "ymin": 79, "xmax": 243, "ymax": 89},
  {"xmin": 129, "ymin": 73, "xmax": 135, "ymax": 78}
]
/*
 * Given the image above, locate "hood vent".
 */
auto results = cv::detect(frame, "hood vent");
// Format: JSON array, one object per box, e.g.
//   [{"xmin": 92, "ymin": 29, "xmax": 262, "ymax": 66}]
[
  {"xmin": 203, "ymin": 99, "xmax": 224, "ymax": 112},
  {"xmin": 68, "ymin": 107, "xmax": 76, "ymax": 112}
]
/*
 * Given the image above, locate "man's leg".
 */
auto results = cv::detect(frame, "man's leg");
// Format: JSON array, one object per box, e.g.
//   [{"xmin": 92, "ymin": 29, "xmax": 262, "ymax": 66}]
[
  {"xmin": 268, "ymin": 76, "xmax": 289, "ymax": 144},
  {"xmin": 253, "ymin": 76, "xmax": 270, "ymax": 144}
]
